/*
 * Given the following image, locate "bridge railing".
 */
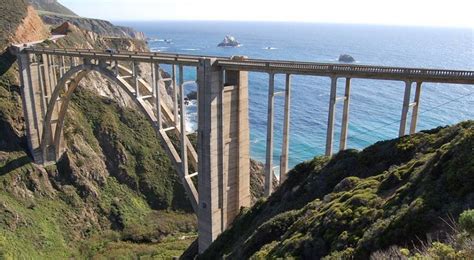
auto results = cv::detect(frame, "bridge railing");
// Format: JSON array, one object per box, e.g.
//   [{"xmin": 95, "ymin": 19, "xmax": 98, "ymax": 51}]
[{"xmin": 24, "ymin": 47, "xmax": 474, "ymax": 84}]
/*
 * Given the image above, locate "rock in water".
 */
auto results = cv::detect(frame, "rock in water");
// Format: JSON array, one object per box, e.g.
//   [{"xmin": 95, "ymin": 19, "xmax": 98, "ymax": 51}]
[
  {"xmin": 186, "ymin": 91, "xmax": 197, "ymax": 100},
  {"xmin": 218, "ymin": 35, "xmax": 240, "ymax": 47},
  {"xmin": 339, "ymin": 54, "xmax": 355, "ymax": 63}
]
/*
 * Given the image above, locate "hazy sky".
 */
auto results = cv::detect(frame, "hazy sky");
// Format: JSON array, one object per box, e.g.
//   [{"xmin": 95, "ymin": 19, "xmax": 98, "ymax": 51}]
[{"xmin": 60, "ymin": 0, "xmax": 473, "ymax": 27}]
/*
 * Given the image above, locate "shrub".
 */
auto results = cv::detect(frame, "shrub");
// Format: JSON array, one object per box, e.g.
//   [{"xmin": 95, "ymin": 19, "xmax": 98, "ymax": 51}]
[
  {"xmin": 427, "ymin": 242, "xmax": 457, "ymax": 259},
  {"xmin": 459, "ymin": 210, "xmax": 474, "ymax": 235}
]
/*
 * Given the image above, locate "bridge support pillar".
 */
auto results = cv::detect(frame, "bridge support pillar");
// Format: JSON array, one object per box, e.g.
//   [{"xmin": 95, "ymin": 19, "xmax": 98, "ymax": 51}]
[
  {"xmin": 197, "ymin": 57, "xmax": 251, "ymax": 253},
  {"xmin": 410, "ymin": 82, "xmax": 422, "ymax": 134},
  {"xmin": 339, "ymin": 78, "xmax": 352, "ymax": 151},
  {"xmin": 279, "ymin": 74, "xmax": 292, "ymax": 183},
  {"xmin": 18, "ymin": 53, "xmax": 60, "ymax": 164},
  {"xmin": 400, "ymin": 81, "xmax": 423, "ymax": 136},
  {"xmin": 326, "ymin": 76, "xmax": 338, "ymax": 156},
  {"xmin": 264, "ymin": 73, "xmax": 275, "ymax": 196}
]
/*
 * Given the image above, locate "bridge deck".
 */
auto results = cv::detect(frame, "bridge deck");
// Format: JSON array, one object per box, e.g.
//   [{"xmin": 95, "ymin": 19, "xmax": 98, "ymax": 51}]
[{"xmin": 24, "ymin": 48, "xmax": 474, "ymax": 85}]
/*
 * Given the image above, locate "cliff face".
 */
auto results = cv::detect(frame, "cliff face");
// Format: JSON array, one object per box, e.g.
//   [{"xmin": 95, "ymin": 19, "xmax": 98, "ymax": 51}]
[
  {"xmin": 0, "ymin": 0, "xmax": 49, "ymax": 50},
  {"xmin": 26, "ymin": 0, "xmax": 144, "ymax": 41},
  {"xmin": 9, "ymin": 6, "xmax": 50, "ymax": 45},
  {"xmin": 41, "ymin": 14, "xmax": 145, "ymax": 40},
  {"xmin": 201, "ymin": 121, "xmax": 474, "ymax": 259}
]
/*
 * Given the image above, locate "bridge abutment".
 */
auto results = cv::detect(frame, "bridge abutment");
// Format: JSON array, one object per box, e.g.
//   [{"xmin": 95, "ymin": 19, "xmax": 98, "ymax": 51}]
[
  {"xmin": 18, "ymin": 52, "xmax": 61, "ymax": 164},
  {"xmin": 197, "ymin": 57, "xmax": 251, "ymax": 253}
]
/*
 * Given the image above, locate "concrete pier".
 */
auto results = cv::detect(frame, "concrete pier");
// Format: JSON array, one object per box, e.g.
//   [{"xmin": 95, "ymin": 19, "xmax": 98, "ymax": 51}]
[
  {"xmin": 264, "ymin": 73, "xmax": 275, "ymax": 196},
  {"xmin": 197, "ymin": 57, "xmax": 250, "ymax": 252}
]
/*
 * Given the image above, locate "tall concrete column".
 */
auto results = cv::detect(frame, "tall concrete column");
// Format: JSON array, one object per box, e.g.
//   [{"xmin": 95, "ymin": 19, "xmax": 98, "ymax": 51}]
[
  {"xmin": 410, "ymin": 82, "xmax": 422, "ymax": 134},
  {"xmin": 280, "ymin": 74, "xmax": 292, "ymax": 183},
  {"xmin": 264, "ymin": 73, "xmax": 275, "ymax": 196},
  {"xmin": 172, "ymin": 65, "xmax": 179, "ymax": 127},
  {"xmin": 339, "ymin": 78, "xmax": 351, "ymax": 151},
  {"xmin": 399, "ymin": 81, "xmax": 412, "ymax": 137},
  {"xmin": 326, "ymin": 76, "xmax": 337, "ymax": 156},
  {"xmin": 18, "ymin": 53, "xmax": 42, "ymax": 162},
  {"xmin": 197, "ymin": 57, "xmax": 250, "ymax": 253}
]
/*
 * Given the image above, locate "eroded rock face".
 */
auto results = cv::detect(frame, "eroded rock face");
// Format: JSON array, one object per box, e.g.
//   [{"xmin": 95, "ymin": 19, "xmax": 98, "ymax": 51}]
[{"xmin": 9, "ymin": 6, "xmax": 49, "ymax": 45}]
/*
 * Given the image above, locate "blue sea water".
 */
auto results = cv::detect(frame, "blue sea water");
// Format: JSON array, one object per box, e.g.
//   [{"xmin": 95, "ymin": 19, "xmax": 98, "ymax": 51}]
[{"xmin": 118, "ymin": 21, "xmax": 474, "ymax": 168}]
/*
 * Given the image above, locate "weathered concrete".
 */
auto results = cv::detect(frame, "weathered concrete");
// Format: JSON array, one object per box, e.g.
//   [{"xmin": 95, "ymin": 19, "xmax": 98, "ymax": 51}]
[
  {"xmin": 280, "ymin": 74, "xmax": 292, "ymax": 183},
  {"xmin": 197, "ymin": 57, "xmax": 250, "ymax": 253}
]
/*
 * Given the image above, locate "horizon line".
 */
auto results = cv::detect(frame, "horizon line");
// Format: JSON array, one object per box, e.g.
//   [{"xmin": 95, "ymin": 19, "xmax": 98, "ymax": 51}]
[{"xmin": 109, "ymin": 19, "xmax": 474, "ymax": 29}]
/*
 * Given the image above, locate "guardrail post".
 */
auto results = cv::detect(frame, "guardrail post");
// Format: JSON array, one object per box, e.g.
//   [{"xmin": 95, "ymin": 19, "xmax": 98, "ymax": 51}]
[
  {"xmin": 339, "ymin": 77, "xmax": 351, "ymax": 151},
  {"xmin": 399, "ymin": 81, "xmax": 412, "ymax": 137},
  {"xmin": 326, "ymin": 76, "xmax": 337, "ymax": 156},
  {"xmin": 264, "ymin": 72, "xmax": 275, "ymax": 196}
]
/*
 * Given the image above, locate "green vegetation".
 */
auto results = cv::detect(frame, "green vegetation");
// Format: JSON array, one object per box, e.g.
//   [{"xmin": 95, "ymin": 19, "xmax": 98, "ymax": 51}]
[
  {"xmin": 1, "ymin": 73, "xmax": 196, "ymax": 257},
  {"xmin": 69, "ymin": 88, "xmax": 192, "ymax": 211},
  {"xmin": 201, "ymin": 121, "xmax": 474, "ymax": 259},
  {"xmin": 459, "ymin": 209, "xmax": 474, "ymax": 235}
]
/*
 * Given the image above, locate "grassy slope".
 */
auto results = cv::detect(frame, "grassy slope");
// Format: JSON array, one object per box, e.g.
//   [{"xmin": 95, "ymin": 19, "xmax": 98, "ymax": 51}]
[
  {"xmin": 69, "ymin": 88, "xmax": 192, "ymax": 211},
  {"xmin": 201, "ymin": 121, "xmax": 474, "ymax": 259},
  {"xmin": 0, "ymin": 76, "xmax": 196, "ymax": 258}
]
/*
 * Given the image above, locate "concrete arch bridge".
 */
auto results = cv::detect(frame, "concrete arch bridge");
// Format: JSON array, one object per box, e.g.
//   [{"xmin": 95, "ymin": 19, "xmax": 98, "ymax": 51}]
[{"xmin": 15, "ymin": 47, "xmax": 474, "ymax": 253}]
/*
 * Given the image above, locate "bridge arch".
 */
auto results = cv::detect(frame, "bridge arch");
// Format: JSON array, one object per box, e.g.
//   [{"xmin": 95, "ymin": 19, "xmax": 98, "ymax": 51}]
[{"xmin": 40, "ymin": 63, "xmax": 157, "ymax": 162}]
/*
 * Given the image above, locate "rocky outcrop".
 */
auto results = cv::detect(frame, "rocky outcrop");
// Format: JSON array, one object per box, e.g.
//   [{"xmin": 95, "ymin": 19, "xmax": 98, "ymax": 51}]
[
  {"xmin": 218, "ymin": 35, "xmax": 240, "ymax": 47},
  {"xmin": 41, "ymin": 14, "xmax": 145, "ymax": 40},
  {"xmin": 250, "ymin": 159, "xmax": 279, "ymax": 204},
  {"xmin": 338, "ymin": 54, "xmax": 355, "ymax": 63},
  {"xmin": 8, "ymin": 6, "xmax": 49, "ymax": 46}
]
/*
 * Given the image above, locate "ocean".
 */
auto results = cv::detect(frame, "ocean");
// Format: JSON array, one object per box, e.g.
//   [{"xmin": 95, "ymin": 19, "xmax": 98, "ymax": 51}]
[{"xmin": 118, "ymin": 21, "xmax": 474, "ymax": 168}]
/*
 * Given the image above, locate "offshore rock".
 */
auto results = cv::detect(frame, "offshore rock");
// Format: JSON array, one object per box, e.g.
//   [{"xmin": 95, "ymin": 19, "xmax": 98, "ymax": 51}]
[
  {"xmin": 218, "ymin": 35, "xmax": 240, "ymax": 47},
  {"xmin": 338, "ymin": 54, "xmax": 355, "ymax": 63}
]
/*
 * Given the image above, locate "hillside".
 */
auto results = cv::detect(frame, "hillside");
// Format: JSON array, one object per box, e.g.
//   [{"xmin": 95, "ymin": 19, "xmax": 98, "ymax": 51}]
[
  {"xmin": 0, "ymin": 0, "xmax": 49, "ymax": 50},
  {"xmin": 200, "ymin": 121, "xmax": 474, "ymax": 259},
  {"xmin": 27, "ymin": 0, "xmax": 77, "ymax": 16}
]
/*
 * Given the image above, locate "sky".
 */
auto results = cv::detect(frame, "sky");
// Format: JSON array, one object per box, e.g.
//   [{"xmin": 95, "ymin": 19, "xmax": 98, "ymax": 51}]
[{"xmin": 60, "ymin": 0, "xmax": 474, "ymax": 28}]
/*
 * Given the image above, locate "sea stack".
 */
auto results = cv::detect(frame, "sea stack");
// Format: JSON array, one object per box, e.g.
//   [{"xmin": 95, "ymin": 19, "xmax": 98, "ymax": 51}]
[
  {"xmin": 338, "ymin": 54, "xmax": 355, "ymax": 63},
  {"xmin": 218, "ymin": 35, "xmax": 240, "ymax": 47}
]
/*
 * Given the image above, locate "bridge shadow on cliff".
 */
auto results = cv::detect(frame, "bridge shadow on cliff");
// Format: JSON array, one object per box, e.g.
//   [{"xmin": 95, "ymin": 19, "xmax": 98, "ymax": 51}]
[
  {"xmin": 0, "ymin": 48, "xmax": 17, "ymax": 76},
  {"xmin": 0, "ymin": 155, "xmax": 31, "ymax": 176}
]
